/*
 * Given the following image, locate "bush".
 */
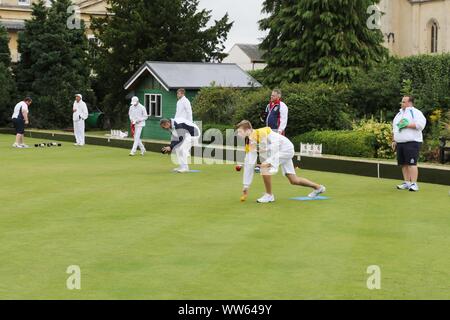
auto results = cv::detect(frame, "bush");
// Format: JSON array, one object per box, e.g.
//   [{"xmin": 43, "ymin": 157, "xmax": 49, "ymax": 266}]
[
  {"xmin": 281, "ymin": 82, "xmax": 353, "ymax": 136},
  {"xmin": 233, "ymin": 88, "xmax": 272, "ymax": 127},
  {"xmin": 248, "ymin": 69, "xmax": 268, "ymax": 85},
  {"xmin": 192, "ymin": 87, "xmax": 243, "ymax": 125},
  {"xmin": 422, "ymin": 109, "xmax": 449, "ymax": 162},
  {"xmin": 352, "ymin": 119, "xmax": 395, "ymax": 159},
  {"xmin": 399, "ymin": 54, "xmax": 450, "ymax": 115},
  {"xmin": 201, "ymin": 123, "xmax": 236, "ymax": 145},
  {"xmin": 292, "ymin": 130, "xmax": 377, "ymax": 158},
  {"xmin": 0, "ymin": 63, "xmax": 16, "ymax": 127},
  {"xmin": 234, "ymin": 82, "xmax": 353, "ymax": 137},
  {"xmin": 348, "ymin": 59, "xmax": 401, "ymax": 120}
]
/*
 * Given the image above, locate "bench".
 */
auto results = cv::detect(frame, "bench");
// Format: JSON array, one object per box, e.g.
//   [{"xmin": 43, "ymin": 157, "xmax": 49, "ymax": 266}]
[{"xmin": 439, "ymin": 137, "xmax": 450, "ymax": 164}]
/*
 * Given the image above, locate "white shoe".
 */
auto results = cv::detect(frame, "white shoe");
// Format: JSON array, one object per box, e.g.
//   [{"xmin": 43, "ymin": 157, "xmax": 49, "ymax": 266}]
[
  {"xmin": 12, "ymin": 143, "xmax": 20, "ymax": 148},
  {"xmin": 257, "ymin": 193, "xmax": 275, "ymax": 203},
  {"xmin": 175, "ymin": 168, "xmax": 190, "ymax": 173},
  {"xmin": 172, "ymin": 167, "xmax": 182, "ymax": 172},
  {"xmin": 308, "ymin": 185, "xmax": 326, "ymax": 198},
  {"xmin": 74, "ymin": 143, "xmax": 80, "ymax": 146},
  {"xmin": 129, "ymin": 152, "xmax": 136, "ymax": 156},
  {"xmin": 397, "ymin": 182, "xmax": 411, "ymax": 190},
  {"xmin": 20, "ymin": 144, "xmax": 30, "ymax": 148},
  {"xmin": 141, "ymin": 149, "xmax": 146, "ymax": 156},
  {"xmin": 409, "ymin": 183, "xmax": 420, "ymax": 192}
]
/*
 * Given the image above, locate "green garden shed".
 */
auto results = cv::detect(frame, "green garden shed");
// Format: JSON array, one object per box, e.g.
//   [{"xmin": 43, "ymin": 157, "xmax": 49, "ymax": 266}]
[{"xmin": 124, "ymin": 61, "xmax": 262, "ymax": 140}]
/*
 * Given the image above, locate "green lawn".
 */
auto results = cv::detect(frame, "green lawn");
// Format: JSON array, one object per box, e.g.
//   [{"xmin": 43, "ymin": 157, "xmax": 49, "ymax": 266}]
[{"xmin": 0, "ymin": 134, "xmax": 449, "ymax": 300}]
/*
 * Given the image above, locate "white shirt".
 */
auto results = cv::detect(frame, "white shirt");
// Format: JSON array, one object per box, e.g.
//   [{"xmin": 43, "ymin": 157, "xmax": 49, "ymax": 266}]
[
  {"xmin": 243, "ymin": 130, "xmax": 295, "ymax": 188},
  {"xmin": 266, "ymin": 101, "xmax": 288, "ymax": 133},
  {"xmin": 175, "ymin": 96, "xmax": 193, "ymax": 122},
  {"xmin": 129, "ymin": 103, "xmax": 148, "ymax": 128},
  {"xmin": 393, "ymin": 107, "xmax": 427, "ymax": 143},
  {"xmin": 12, "ymin": 101, "xmax": 28, "ymax": 119},
  {"xmin": 73, "ymin": 100, "xmax": 89, "ymax": 122},
  {"xmin": 278, "ymin": 102, "xmax": 288, "ymax": 133}
]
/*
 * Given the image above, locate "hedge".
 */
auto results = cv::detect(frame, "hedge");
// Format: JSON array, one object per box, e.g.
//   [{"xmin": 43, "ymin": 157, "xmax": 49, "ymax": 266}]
[
  {"xmin": 292, "ymin": 130, "xmax": 377, "ymax": 158},
  {"xmin": 233, "ymin": 82, "xmax": 353, "ymax": 136}
]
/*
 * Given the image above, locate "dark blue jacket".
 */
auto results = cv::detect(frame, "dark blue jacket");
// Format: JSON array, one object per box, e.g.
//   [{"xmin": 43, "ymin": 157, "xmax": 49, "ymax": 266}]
[{"xmin": 170, "ymin": 120, "xmax": 200, "ymax": 149}]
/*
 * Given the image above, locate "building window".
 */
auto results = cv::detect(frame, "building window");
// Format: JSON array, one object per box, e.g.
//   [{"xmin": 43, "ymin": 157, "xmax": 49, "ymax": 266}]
[
  {"xmin": 144, "ymin": 94, "xmax": 162, "ymax": 118},
  {"xmin": 431, "ymin": 21, "xmax": 438, "ymax": 53},
  {"xmin": 18, "ymin": 0, "xmax": 31, "ymax": 6},
  {"xmin": 87, "ymin": 35, "xmax": 99, "ymax": 59}
]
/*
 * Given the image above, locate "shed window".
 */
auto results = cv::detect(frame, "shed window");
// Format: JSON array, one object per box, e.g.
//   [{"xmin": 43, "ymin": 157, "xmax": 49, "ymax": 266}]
[{"xmin": 145, "ymin": 94, "xmax": 162, "ymax": 117}]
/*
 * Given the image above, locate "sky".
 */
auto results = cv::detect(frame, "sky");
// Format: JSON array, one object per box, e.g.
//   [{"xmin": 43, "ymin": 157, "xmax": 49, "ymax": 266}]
[{"xmin": 198, "ymin": 0, "xmax": 267, "ymax": 52}]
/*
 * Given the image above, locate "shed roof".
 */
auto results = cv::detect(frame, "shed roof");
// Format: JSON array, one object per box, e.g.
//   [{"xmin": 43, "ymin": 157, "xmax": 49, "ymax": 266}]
[{"xmin": 124, "ymin": 61, "xmax": 262, "ymax": 91}]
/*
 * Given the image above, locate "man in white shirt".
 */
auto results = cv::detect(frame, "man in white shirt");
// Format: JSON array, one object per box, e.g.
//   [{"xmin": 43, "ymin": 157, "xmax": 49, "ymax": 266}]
[
  {"xmin": 392, "ymin": 96, "xmax": 427, "ymax": 192},
  {"xmin": 174, "ymin": 88, "xmax": 193, "ymax": 122},
  {"xmin": 73, "ymin": 94, "xmax": 89, "ymax": 146},
  {"xmin": 263, "ymin": 89, "xmax": 288, "ymax": 135},
  {"xmin": 129, "ymin": 96, "xmax": 148, "ymax": 156},
  {"xmin": 11, "ymin": 97, "xmax": 32, "ymax": 148},
  {"xmin": 236, "ymin": 120, "xmax": 325, "ymax": 203}
]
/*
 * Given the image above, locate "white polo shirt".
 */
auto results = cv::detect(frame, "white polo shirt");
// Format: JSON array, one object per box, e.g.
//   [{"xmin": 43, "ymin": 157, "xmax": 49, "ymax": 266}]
[
  {"xmin": 393, "ymin": 107, "xmax": 427, "ymax": 143},
  {"xmin": 175, "ymin": 96, "xmax": 193, "ymax": 122},
  {"xmin": 12, "ymin": 101, "xmax": 29, "ymax": 119}
]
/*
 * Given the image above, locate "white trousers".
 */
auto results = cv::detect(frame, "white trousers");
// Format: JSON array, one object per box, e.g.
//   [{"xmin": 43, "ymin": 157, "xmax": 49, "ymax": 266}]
[
  {"xmin": 172, "ymin": 136, "xmax": 192, "ymax": 170},
  {"xmin": 74, "ymin": 120, "xmax": 85, "ymax": 145},
  {"xmin": 131, "ymin": 126, "xmax": 145, "ymax": 153}
]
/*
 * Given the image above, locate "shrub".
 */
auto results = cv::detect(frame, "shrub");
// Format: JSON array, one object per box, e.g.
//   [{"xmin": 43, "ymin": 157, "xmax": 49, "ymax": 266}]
[
  {"xmin": 234, "ymin": 82, "xmax": 353, "ymax": 137},
  {"xmin": 422, "ymin": 109, "xmax": 448, "ymax": 162},
  {"xmin": 399, "ymin": 54, "xmax": 450, "ymax": 115},
  {"xmin": 233, "ymin": 88, "xmax": 272, "ymax": 127},
  {"xmin": 292, "ymin": 130, "xmax": 377, "ymax": 158},
  {"xmin": 192, "ymin": 87, "xmax": 243, "ymax": 125},
  {"xmin": 348, "ymin": 59, "xmax": 401, "ymax": 120},
  {"xmin": 352, "ymin": 118, "xmax": 395, "ymax": 159},
  {"xmin": 0, "ymin": 63, "xmax": 16, "ymax": 127}
]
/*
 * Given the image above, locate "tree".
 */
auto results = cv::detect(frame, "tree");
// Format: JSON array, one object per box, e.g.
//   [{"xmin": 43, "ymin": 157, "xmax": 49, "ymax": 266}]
[
  {"xmin": 90, "ymin": 0, "xmax": 233, "ymax": 127},
  {"xmin": 0, "ymin": 25, "xmax": 16, "ymax": 126},
  {"xmin": 15, "ymin": 0, "xmax": 48, "ymax": 96},
  {"xmin": 15, "ymin": 0, "xmax": 92, "ymax": 129},
  {"xmin": 0, "ymin": 24, "xmax": 11, "ymax": 67},
  {"xmin": 259, "ymin": 0, "xmax": 388, "ymax": 85}
]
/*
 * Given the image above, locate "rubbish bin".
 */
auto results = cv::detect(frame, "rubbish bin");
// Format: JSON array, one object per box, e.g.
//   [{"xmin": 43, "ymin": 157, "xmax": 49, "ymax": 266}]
[{"xmin": 86, "ymin": 112, "xmax": 104, "ymax": 128}]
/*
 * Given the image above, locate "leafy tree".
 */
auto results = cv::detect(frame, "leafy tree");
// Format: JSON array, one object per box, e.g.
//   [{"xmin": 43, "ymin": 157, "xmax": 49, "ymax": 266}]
[
  {"xmin": 259, "ymin": 0, "xmax": 388, "ymax": 85},
  {"xmin": 348, "ymin": 59, "xmax": 401, "ymax": 120},
  {"xmin": 90, "ymin": 0, "xmax": 233, "ymax": 127},
  {"xmin": 0, "ymin": 24, "xmax": 11, "ymax": 66},
  {"xmin": 15, "ymin": 0, "xmax": 48, "ymax": 96},
  {"xmin": 0, "ymin": 25, "xmax": 16, "ymax": 126},
  {"xmin": 15, "ymin": 0, "xmax": 92, "ymax": 129}
]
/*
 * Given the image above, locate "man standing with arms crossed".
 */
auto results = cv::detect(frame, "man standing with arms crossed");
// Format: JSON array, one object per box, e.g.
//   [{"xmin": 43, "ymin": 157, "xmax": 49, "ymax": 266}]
[
  {"xmin": 392, "ymin": 96, "xmax": 427, "ymax": 192},
  {"xmin": 175, "ymin": 88, "xmax": 193, "ymax": 122},
  {"xmin": 73, "ymin": 94, "xmax": 89, "ymax": 146}
]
